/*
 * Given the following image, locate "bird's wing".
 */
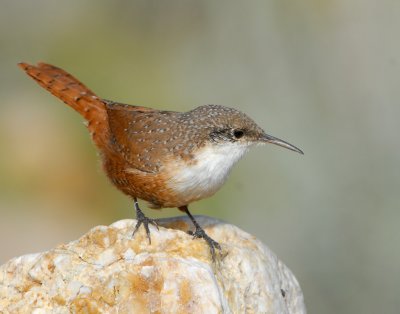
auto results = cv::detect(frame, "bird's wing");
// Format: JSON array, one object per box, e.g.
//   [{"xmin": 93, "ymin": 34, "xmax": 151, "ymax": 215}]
[{"xmin": 104, "ymin": 101, "xmax": 180, "ymax": 174}]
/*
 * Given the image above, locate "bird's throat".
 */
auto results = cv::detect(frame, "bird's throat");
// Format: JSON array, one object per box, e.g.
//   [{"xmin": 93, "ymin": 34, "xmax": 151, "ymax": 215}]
[{"xmin": 166, "ymin": 143, "xmax": 251, "ymax": 205}]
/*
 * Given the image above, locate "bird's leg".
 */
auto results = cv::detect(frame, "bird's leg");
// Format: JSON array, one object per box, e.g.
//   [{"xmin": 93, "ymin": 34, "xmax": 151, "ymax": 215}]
[
  {"xmin": 132, "ymin": 198, "xmax": 159, "ymax": 244},
  {"xmin": 179, "ymin": 206, "xmax": 221, "ymax": 261}
]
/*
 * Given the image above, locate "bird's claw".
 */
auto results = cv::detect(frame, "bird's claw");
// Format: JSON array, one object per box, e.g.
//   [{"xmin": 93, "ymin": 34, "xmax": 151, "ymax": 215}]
[
  {"xmin": 132, "ymin": 210, "xmax": 159, "ymax": 244},
  {"xmin": 188, "ymin": 227, "xmax": 221, "ymax": 261}
]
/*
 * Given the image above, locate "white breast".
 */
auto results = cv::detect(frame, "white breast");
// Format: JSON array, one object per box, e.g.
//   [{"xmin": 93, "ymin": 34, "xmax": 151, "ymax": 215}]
[{"xmin": 167, "ymin": 143, "xmax": 251, "ymax": 204}]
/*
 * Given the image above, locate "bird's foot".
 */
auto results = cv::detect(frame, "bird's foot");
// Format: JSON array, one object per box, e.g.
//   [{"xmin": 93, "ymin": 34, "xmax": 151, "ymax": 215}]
[
  {"xmin": 188, "ymin": 227, "xmax": 221, "ymax": 261},
  {"xmin": 132, "ymin": 200, "xmax": 159, "ymax": 244}
]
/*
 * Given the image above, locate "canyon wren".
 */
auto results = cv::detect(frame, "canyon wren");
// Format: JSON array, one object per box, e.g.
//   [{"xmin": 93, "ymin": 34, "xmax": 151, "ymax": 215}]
[{"xmin": 18, "ymin": 62, "xmax": 303, "ymax": 260}]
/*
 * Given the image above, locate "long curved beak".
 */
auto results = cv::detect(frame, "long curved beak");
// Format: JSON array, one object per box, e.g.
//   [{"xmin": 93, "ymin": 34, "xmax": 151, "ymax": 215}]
[{"xmin": 261, "ymin": 133, "xmax": 304, "ymax": 154}]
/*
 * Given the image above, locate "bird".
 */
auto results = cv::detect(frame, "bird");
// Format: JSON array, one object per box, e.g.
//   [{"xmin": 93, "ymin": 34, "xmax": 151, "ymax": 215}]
[{"xmin": 18, "ymin": 62, "xmax": 303, "ymax": 260}]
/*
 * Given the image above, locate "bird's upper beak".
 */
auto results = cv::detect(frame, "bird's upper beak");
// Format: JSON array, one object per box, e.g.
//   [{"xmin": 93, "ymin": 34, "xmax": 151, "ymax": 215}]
[{"xmin": 261, "ymin": 133, "xmax": 304, "ymax": 154}]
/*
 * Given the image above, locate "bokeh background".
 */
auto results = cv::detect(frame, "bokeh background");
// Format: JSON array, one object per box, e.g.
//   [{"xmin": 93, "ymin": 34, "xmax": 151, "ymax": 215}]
[{"xmin": 1, "ymin": 1, "xmax": 399, "ymax": 313}]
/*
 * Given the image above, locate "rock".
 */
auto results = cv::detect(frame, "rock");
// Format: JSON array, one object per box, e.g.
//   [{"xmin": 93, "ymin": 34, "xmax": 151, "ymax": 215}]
[{"xmin": 0, "ymin": 216, "xmax": 306, "ymax": 313}]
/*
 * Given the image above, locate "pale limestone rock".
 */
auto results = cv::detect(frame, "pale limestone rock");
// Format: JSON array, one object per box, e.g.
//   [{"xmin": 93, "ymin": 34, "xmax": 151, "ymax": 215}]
[{"xmin": 0, "ymin": 216, "xmax": 306, "ymax": 314}]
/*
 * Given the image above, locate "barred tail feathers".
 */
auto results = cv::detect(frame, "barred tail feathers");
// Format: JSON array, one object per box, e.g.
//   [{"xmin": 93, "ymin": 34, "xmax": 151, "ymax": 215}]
[{"xmin": 18, "ymin": 62, "xmax": 109, "ymax": 147}]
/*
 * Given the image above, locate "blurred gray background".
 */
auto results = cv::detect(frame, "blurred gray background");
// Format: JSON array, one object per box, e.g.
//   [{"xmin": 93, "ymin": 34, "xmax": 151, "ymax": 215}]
[{"xmin": 1, "ymin": 1, "xmax": 399, "ymax": 313}]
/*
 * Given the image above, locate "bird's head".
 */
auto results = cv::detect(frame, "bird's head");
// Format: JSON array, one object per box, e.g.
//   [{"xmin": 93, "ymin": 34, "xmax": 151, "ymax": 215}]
[{"xmin": 190, "ymin": 105, "xmax": 303, "ymax": 155}]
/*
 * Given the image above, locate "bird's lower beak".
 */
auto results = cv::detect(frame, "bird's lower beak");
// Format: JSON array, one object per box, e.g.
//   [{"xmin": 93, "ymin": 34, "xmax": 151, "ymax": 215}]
[{"xmin": 261, "ymin": 133, "xmax": 304, "ymax": 154}]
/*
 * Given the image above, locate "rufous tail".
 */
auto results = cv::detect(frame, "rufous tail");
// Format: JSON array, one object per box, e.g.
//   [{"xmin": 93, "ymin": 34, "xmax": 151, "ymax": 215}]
[{"xmin": 18, "ymin": 62, "xmax": 109, "ymax": 148}]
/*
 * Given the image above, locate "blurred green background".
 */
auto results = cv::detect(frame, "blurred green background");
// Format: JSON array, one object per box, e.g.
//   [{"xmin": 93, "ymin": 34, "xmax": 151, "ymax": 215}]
[{"xmin": 1, "ymin": 1, "xmax": 399, "ymax": 313}]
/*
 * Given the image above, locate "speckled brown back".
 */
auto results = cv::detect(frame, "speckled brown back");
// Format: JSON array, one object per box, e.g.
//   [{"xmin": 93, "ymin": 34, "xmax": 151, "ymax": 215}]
[{"xmin": 104, "ymin": 102, "xmax": 264, "ymax": 174}]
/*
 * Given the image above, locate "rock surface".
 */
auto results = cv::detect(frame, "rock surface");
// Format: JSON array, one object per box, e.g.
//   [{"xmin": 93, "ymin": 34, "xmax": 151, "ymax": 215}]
[{"xmin": 0, "ymin": 216, "xmax": 306, "ymax": 314}]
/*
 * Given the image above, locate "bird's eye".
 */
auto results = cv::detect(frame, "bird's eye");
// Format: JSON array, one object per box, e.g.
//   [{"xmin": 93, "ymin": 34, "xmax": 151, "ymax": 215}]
[{"xmin": 233, "ymin": 129, "xmax": 244, "ymax": 139}]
